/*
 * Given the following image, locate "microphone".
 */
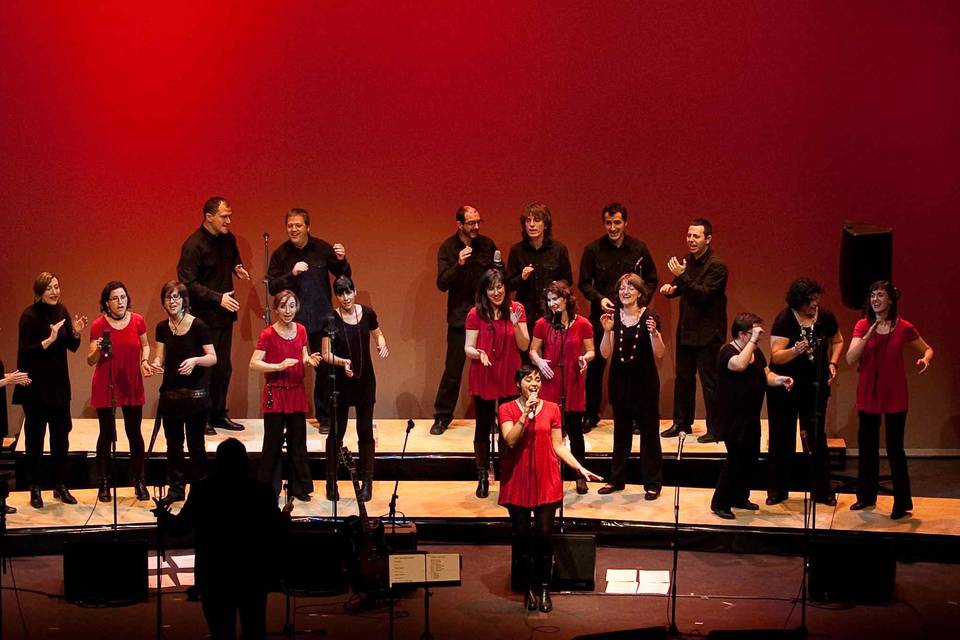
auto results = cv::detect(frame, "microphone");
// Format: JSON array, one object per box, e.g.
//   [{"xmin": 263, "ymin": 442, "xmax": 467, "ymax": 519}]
[
  {"xmin": 263, "ymin": 231, "xmax": 270, "ymax": 241},
  {"xmin": 527, "ymin": 392, "xmax": 538, "ymax": 421},
  {"xmin": 100, "ymin": 329, "xmax": 112, "ymax": 359},
  {"xmin": 406, "ymin": 419, "xmax": 415, "ymax": 433},
  {"xmin": 493, "ymin": 250, "xmax": 503, "ymax": 270}
]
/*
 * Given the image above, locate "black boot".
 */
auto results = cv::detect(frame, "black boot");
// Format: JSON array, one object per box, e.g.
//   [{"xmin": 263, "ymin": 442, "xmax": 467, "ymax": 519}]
[
  {"xmin": 525, "ymin": 555, "xmax": 539, "ymax": 610},
  {"xmin": 538, "ymin": 554, "xmax": 554, "ymax": 613},
  {"xmin": 325, "ymin": 446, "xmax": 339, "ymax": 501},
  {"xmin": 53, "ymin": 485, "xmax": 77, "ymax": 505},
  {"xmin": 359, "ymin": 442, "xmax": 375, "ymax": 502},
  {"xmin": 359, "ymin": 478, "xmax": 373, "ymax": 502},
  {"xmin": 134, "ymin": 479, "xmax": 150, "ymax": 501},
  {"xmin": 98, "ymin": 478, "xmax": 112, "ymax": 503},
  {"xmin": 29, "ymin": 486, "xmax": 43, "ymax": 509},
  {"xmin": 476, "ymin": 469, "xmax": 489, "ymax": 499}
]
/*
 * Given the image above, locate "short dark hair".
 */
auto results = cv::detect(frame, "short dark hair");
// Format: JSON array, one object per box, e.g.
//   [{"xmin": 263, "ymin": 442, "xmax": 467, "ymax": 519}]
[
  {"xmin": 455, "ymin": 205, "xmax": 476, "ymax": 224},
  {"xmin": 514, "ymin": 363, "xmax": 540, "ymax": 387},
  {"xmin": 99, "ymin": 281, "xmax": 131, "ymax": 313},
  {"xmin": 333, "ymin": 276, "xmax": 355, "ymax": 296},
  {"xmin": 731, "ymin": 312, "xmax": 763, "ymax": 338},
  {"xmin": 865, "ymin": 280, "xmax": 899, "ymax": 323},
  {"xmin": 273, "ymin": 289, "xmax": 300, "ymax": 311},
  {"xmin": 32, "ymin": 271, "xmax": 58, "ymax": 302},
  {"xmin": 160, "ymin": 280, "xmax": 190, "ymax": 312},
  {"xmin": 475, "ymin": 268, "xmax": 511, "ymax": 322},
  {"xmin": 286, "ymin": 208, "xmax": 310, "ymax": 226},
  {"xmin": 785, "ymin": 277, "xmax": 823, "ymax": 310},
  {"xmin": 542, "ymin": 280, "xmax": 577, "ymax": 317},
  {"xmin": 616, "ymin": 273, "xmax": 650, "ymax": 306},
  {"xmin": 520, "ymin": 202, "xmax": 553, "ymax": 242},
  {"xmin": 215, "ymin": 438, "xmax": 248, "ymax": 480},
  {"xmin": 690, "ymin": 217, "xmax": 713, "ymax": 237},
  {"xmin": 602, "ymin": 202, "xmax": 628, "ymax": 222},
  {"xmin": 203, "ymin": 196, "xmax": 229, "ymax": 217}
]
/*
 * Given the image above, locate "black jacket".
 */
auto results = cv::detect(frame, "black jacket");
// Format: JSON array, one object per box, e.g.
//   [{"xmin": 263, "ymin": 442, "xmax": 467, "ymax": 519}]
[
  {"xmin": 177, "ymin": 226, "xmax": 242, "ymax": 328},
  {"xmin": 267, "ymin": 236, "xmax": 352, "ymax": 333},
  {"xmin": 663, "ymin": 248, "xmax": 728, "ymax": 347}
]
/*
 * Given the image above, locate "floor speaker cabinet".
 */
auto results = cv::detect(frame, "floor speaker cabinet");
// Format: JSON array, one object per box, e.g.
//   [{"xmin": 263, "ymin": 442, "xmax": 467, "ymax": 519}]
[
  {"xmin": 283, "ymin": 530, "xmax": 349, "ymax": 595},
  {"xmin": 707, "ymin": 630, "xmax": 805, "ymax": 639},
  {"xmin": 511, "ymin": 533, "xmax": 596, "ymax": 592},
  {"xmin": 573, "ymin": 628, "xmax": 667, "ymax": 640},
  {"xmin": 63, "ymin": 539, "xmax": 148, "ymax": 605},
  {"xmin": 808, "ymin": 537, "xmax": 896, "ymax": 604},
  {"xmin": 839, "ymin": 222, "xmax": 893, "ymax": 310}
]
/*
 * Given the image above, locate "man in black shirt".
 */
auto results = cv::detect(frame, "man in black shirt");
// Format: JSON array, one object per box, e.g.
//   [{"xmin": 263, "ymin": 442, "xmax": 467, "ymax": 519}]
[
  {"xmin": 659, "ymin": 218, "xmax": 727, "ymax": 443},
  {"xmin": 578, "ymin": 203, "xmax": 658, "ymax": 431},
  {"xmin": 430, "ymin": 205, "xmax": 497, "ymax": 435},
  {"xmin": 267, "ymin": 208, "xmax": 351, "ymax": 430},
  {"xmin": 177, "ymin": 196, "xmax": 250, "ymax": 432}
]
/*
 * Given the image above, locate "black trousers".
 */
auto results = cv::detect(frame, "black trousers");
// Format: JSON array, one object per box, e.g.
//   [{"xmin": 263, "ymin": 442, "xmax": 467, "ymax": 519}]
[
  {"xmin": 326, "ymin": 400, "xmax": 375, "ymax": 481},
  {"xmin": 857, "ymin": 411, "xmax": 912, "ymax": 511},
  {"xmin": 767, "ymin": 385, "xmax": 833, "ymax": 501},
  {"xmin": 609, "ymin": 405, "xmax": 662, "ymax": 490},
  {"xmin": 672, "ymin": 340, "xmax": 721, "ymax": 433},
  {"xmin": 711, "ymin": 438, "xmax": 758, "ymax": 510},
  {"xmin": 23, "ymin": 402, "xmax": 71, "ymax": 486},
  {"xmin": 162, "ymin": 400, "xmax": 208, "ymax": 496},
  {"xmin": 508, "ymin": 502, "xmax": 559, "ymax": 588},
  {"xmin": 200, "ymin": 589, "xmax": 267, "ymax": 640},
  {"xmin": 584, "ymin": 319, "xmax": 607, "ymax": 420},
  {"xmin": 206, "ymin": 324, "xmax": 234, "ymax": 417},
  {"xmin": 473, "ymin": 396, "xmax": 512, "ymax": 471},
  {"xmin": 433, "ymin": 326, "xmax": 467, "ymax": 419},
  {"xmin": 96, "ymin": 405, "xmax": 145, "ymax": 480},
  {"xmin": 260, "ymin": 412, "xmax": 312, "ymax": 498},
  {"xmin": 307, "ymin": 331, "xmax": 332, "ymax": 426}
]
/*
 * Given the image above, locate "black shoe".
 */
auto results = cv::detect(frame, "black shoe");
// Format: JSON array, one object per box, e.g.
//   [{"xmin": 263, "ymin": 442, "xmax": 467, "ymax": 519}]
[
  {"xmin": 697, "ymin": 433, "xmax": 718, "ymax": 444},
  {"xmin": 4, "ymin": 504, "xmax": 16, "ymax": 514},
  {"xmin": 134, "ymin": 480, "xmax": 150, "ymax": 501},
  {"xmin": 850, "ymin": 500, "xmax": 875, "ymax": 511},
  {"xmin": 660, "ymin": 423, "xmax": 691, "ymax": 438},
  {"xmin": 890, "ymin": 507, "xmax": 912, "ymax": 521},
  {"xmin": 582, "ymin": 415, "xmax": 599, "ymax": 435},
  {"xmin": 524, "ymin": 585, "xmax": 539, "ymax": 611},
  {"xmin": 712, "ymin": 507, "xmax": 736, "ymax": 520},
  {"xmin": 538, "ymin": 587, "xmax": 553, "ymax": 613},
  {"xmin": 316, "ymin": 421, "xmax": 331, "ymax": 434},
  {"xmin": 575, "ymin": 478, "xmax": 588, "ymax": 495},
  {"xmin": 292, "ymin": 492, "xmax": 312, "ymax": 502},
  {"xmin": 765, "ymin": 494, "xmax": 787, "ymax": 506},
  {"xmin": 204, "ymin": 423, "xmax": 217, "ymax": 436},
  {"xmin": 429, "ymin": 417, "xmax": 448, "ymax": 435},
  {"xmin": 476, "ymin": 470, "xmax": 489, "ymax": 499},
  {"xmin": 732, "ymin": 500, "xmax": 760, "ymax": 511},
  {"xmin": 211, "ymin": 415, "xmax": 245, "ymax": 431},
  {"xmin": 53, "ymin": 485, "xmax": 77, "ymax": 505},
  {"xmin": 597, "ymin": 484, "xmax": 623, "ymax": 495},
  {"xmin": 359, "ymin": 480, "xmax": 373, "ymax": 502},
  {"xmin": 632, "ymin": 423, "xmax": 641, "ymax": 435},
  {"xmin": 325, "ymin": 482, "xmax": 339, "ymax": 502},
  {"xmin": 29, "ymin": 486, "xmax": 43, "ymax": 509},
  {"xmin": 644, "ymin": 488, "xmax": 661, "ymax": 501},
  {"xmin": 185, "ymin": 585, "xmax": 201, "ymax": 602},
  {"xmin": 98, "ymin": 479, "xmax": 112, "ymax": 503},
  {"xmin": 816, "ymin": 495, "xmax": 838, "ymax": 507}
]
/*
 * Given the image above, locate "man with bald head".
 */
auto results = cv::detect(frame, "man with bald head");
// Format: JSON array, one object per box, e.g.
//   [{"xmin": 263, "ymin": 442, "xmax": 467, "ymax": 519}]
[{"xmin": 430, "ymin": 206, "xmax": 498, "ymax": 435}]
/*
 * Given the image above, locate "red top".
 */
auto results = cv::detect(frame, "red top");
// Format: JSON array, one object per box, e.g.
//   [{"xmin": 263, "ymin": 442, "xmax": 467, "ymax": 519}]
[
  {"xmin": 90, "ymin": 313, "xmax": 147, "ymax": 408},
  {"xmin": 465, "ymin": 302, "xmax": 527, "ymax": 400},
  {"xmin": 255, "ymin": 323, "xmax": 309, "ymax": 414},
  {"xmin": 532, "ymin": 315, "xmax": 592, "ymax": 412},
  {"xmin": 498, "ymin": 400, "xmax": 563, "ymax": 507},
  {"xmin": 853, "ymin": 318, "xmax": 919, "ymax": 414}
]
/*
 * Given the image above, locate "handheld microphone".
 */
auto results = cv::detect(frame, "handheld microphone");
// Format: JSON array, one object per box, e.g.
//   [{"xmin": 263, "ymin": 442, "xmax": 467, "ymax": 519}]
[
  {"xmin": 100, "ymin": 329, "xmax": 112, "ymax": 359},
  {"xmin": 493, "ymin": 250, "xmax": 503, "ymax": 270},
  {"xmin": 527, "ymin": 392, "xmax": 538, "ymax": 421}
]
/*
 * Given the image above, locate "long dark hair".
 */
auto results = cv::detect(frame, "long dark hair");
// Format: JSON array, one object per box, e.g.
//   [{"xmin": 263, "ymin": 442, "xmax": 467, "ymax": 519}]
[
  {"xmin": 475, "ymin": 269, "xmax": 511, "ymax": 322},
  {"xmin": 864, "ymin": 280, "xmax": 899, "ymax": 323}
]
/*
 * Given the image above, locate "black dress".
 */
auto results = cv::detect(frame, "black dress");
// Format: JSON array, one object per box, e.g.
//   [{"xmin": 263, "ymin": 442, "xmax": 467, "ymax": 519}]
[
  {"xmin": 711, "ymin": 344, "xmax": 766, "ymax": 510},
  {"xmin": 607, "ymin": 309, "xmax": 662, "ymax": 489}
]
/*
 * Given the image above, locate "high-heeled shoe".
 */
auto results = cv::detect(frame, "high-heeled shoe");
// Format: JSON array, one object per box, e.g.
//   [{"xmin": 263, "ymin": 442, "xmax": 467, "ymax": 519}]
[
  {"xmin": 575, "ymin": 477, "xmax": 588, "ymax": 495},
  {"xmin": 29, "ymin": 486, "xmax": 43, "ymax": 509},
  {"xmin": 538, "ymin": 586, "xmax": 553, "ymax": 613},
  {"xmin": 53, "ymin": 485, "xmax": 77, "ymax": 505},
  {"xmin": 134, "ymin": 480, "xmax": 150, "ymax": 501}
]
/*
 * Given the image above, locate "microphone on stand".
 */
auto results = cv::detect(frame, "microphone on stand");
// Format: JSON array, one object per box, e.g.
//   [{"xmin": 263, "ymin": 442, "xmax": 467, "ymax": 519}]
[
  {"xmin": 100, "ymin": 329, "xmax": 112, "ymax": 359},
  {"xmin": 493, "ymin": 249, "xmax": 504, "ymax": 271},
  {"xmin": 263, "ymin": 231, "xmax": 270, "ymax": 242}
]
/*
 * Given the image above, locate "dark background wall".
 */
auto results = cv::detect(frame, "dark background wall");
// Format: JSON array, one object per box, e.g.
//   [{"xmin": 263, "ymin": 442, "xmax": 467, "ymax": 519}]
[{"xmin": 2, "ymin": 1, "xmax": 957, "ymax": 449}]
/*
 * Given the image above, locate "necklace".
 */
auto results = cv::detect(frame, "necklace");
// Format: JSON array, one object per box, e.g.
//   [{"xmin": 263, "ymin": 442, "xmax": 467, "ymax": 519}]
[
  {"xmin": 169, "ymin": 313, "xmax": 185, "ymax": 336},
  {"xmin": 274, "ymin": 321, "xmax": 297, "ymax": 341},
  {"xmin": 616, "ymin": 307, "xmax": 644, "ymax": 363},
  {"xmin": 338, "ymin": 305, "xmax": 364, "ymax": 379}
]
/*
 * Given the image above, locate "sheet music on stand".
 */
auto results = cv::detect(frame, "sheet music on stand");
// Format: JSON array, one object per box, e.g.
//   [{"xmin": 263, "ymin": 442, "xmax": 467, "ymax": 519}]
[{"xmin": 389, "ymin": 552, "xmax": 462, "ymax": 588}]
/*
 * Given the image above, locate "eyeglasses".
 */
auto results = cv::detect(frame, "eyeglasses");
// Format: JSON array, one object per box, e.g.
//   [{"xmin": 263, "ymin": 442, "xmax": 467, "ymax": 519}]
[
  {"xmin": 164, "ymin": 294, "xmax": 182, "ymax": 301},
  {"xmin": 108, "ymin": 295, "xmax": 128, "ymax": 303},
  {"xmin": 462, "ymin": 220, "xmax": 482, "ymax": 228}
]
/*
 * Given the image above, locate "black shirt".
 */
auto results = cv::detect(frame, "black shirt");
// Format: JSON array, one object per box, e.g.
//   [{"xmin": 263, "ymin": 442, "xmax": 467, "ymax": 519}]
[
  {"xmin": 663, "ymin": 248, "xmax": 727, "ymax": 347},
  {"xmin": 177, "ymin": 226, "xmax": 242, "ymax": 328},
  {"xmin": 267, "ymin": 236, "xmax": 352, "ymax": 333},
  {"xmin": 715, "ymin": 343, "xmax": 767, "ymax": 443},
  {"xmin": 578, "ymin": 234, "xmax": 658, "ymax": 320},
  {"xmin": 437, "ymin": 233, "xmax": 498, "ymax": 329},
  {"xmin": 506, "ymin": 238, "xmax": 573, "ymax": 323},
  {"xmin": 608, "ymin": 309, "xmax": 661, "ymax": 411},
  {"xmin": 769, "ymin": 307, "xmax": 840, "ymax": 391},
  {"xmin": 12, "ymin": 302, "xmax": 81, "ymax": 406},
  {"xmin": 326, "ymin": 305, "xmax": 379, "ymax": 405},
  {"xmin": 156, "ymin": 318, "xmax": 213, "ymax": 392}
]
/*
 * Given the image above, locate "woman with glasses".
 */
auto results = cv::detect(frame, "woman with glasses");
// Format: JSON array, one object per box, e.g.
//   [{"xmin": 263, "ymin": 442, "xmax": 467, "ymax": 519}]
[
  {"xmin": 321, "ymin": 276, "xmax": 389, "ymax": 502},
  {"xmin": 13, "ymin": 272, "xmax": 88, "ymax": 509},
  {"xmin": 150, "ymin": 281, "xmax": 217, "ymax": 507},
  {"xmin": 87, "ymin": 281, "xmax": 151, "ymax": 502},
  {"xmin": 250, "ymin": 290, "xmax": 321, "ymax": 501},
  {"xmin": 464, "ymin": 268, "xmax": 530, "ymax": 498}
]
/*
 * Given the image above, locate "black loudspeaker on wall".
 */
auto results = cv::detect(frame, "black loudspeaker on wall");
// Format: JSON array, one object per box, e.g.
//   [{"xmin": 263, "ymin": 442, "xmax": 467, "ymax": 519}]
[
  {"xmin": 839, "ymin": 222, "xmax": 893, "ymax": 311},
  {"xmin": 64, "ymin": 540, "xmax": 148, "ymax": 605},
  {"xmin": 511, "ymin": 533, "xmax": 596, "ymax": 592},
  {"xmin": 808, "ymin": 537, "xmax": 896, "ymax": 604}
]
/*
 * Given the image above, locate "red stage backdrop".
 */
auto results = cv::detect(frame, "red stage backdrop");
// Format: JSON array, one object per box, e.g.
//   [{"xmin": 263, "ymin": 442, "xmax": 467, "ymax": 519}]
[{"xmin": 1, "ymin": 1, "xmax": 957, "ymax": 449}]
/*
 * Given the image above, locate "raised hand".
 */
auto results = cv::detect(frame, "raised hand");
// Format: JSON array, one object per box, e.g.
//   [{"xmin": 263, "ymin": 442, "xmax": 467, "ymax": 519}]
[
  {"xmin": 333, "ymin": 243, "xmax": 346, "ymax": 260},
  {"xmin": 2, "ymin": 370, "xmax": 31, "ymax": 387},
  {"xmin": 71, "ymin": 314, "xmax": 89, "ymax": 335},
  {"xmin": 509, "ymin": 305, "xmax": 523, "ymax": 327},
  {"xmin": 750, "ymin": 326, "xmax": 764, "ymax": 342},
  {"xmin": 48, "ymin": 319, "xmax": 66, "ymax": 342},
  {"xmin": 667, "ymin": 256, "xmax": 686, "ymax": 277},
  {"xmin": 645, "ymin": 316, "xmax": 659, "ymax": 335},
  {"xmin": 458, "ymin": 245, "xmax": 473, "ymax": 265},
  {"xmin": 659, "ymin": 283, "xmax": 677, "ymax": 296},
  {"xmin": 521, "ymin": 264, "xmax": 534, "ymax": 280},
  {"xmin": 292, "ymin": 261, "xmax": 309, "ymax": 276},
  {"xmin": 600, "ymin": 297, "xmax": 615, "ymax": 313},
  {"xmin": 599, "ymin": 313, "xmax": 614, "ymax": 333}
]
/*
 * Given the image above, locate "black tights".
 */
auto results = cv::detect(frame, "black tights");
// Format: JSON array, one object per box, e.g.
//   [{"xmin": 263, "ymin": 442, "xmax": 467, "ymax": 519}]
[
  {"xmin": 96, "ymin": 405, "xmax": 145, "ymax": 480},
  {"xmin": 508, "ymin": 502, "xmax": 558, "ymax": 588}
]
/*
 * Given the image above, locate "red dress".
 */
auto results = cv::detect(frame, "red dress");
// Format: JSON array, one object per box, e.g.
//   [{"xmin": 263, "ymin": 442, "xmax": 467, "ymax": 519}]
[
  {"xmin": 497, "ymin": 400, "xmax": 563, "ymax": 508},
  {"xmin": 532, "ymin": 315, "xmax": 591, "ymax": 412},
  {"xmin": 853, "ymin": 318, "xmax": 919, "ymax": 414},
  {"xmin": 90, "ymin": 313, "xmax": 147, "ymax": 409},
  {"xmin": 255, "ymin": 323, "xmax": 309, "ymax": 414},
  {"xmin": 465, "ymin": 302, "xmax": 527, "ymax": 400}
]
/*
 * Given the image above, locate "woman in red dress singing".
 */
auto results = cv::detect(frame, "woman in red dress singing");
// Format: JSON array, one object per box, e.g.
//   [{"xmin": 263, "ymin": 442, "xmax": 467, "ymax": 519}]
[
  {"xmin": 250, "ymin": 290, "xmax": 322, "ymax": 501},
  {"xmin": 87, "ymin": 281, "xmax": 151, "ymax": 502},
  {"xmin": 528, "ymin": 281, "xmax": 595, "ymax": 494},
  {"xmin": 464, "ymin": 268, "xmax": 529, "ymax": 498},
  {"xmin": 499, "ymin": 364, "xmax": 602, "ymax": 613},
  {"xmin": 845, "ymin": 281, "xmax": 934, "ymax": 520}
]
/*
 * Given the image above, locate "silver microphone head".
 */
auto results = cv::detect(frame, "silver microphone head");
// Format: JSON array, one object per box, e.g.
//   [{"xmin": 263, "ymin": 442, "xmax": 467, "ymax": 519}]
[{"xmin": 493, "ymin": 249, "xmax": 502, "ymax": 264}]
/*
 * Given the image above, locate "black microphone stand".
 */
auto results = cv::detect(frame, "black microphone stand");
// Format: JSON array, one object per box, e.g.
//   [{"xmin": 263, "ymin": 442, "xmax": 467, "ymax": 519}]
[
  {"xmin": 102, "ymin": 331, "xmax": 120, "ymax": 532},
  {"xmin": 667, "ymin": 431, "xmax": 686, "ymax": 637},
  {"xmin": 388, "ymin": 419, "xmax": 415, "ymax": 537},
  {"xmin": 553, "ymin": 312, "xmax": 569, "ymax": 531},
  {"xmin": 326, "ymin": 320, "xmax": 340, "ymax": 526},
  {"xmin": 262, "ymin": 232, "xmax": 272, "ymax": 327},
  {"xmin": 0, "ymin": 483, "xmax": 8, "ymax": 640}
]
